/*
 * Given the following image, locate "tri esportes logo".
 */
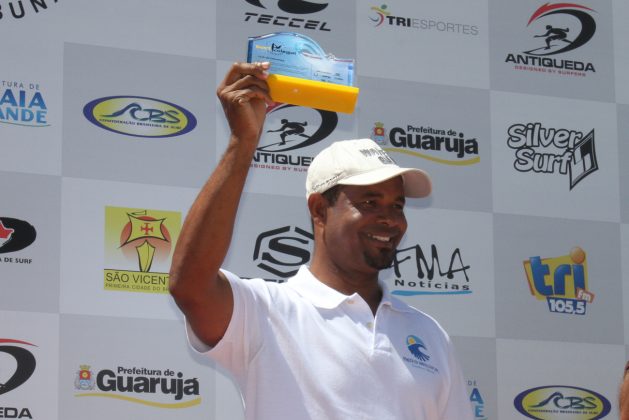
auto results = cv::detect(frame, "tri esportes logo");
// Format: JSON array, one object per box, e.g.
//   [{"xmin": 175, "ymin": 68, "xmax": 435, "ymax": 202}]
[
  {"xmin": 369, "ymin": 4, "xmax": 479, "ymax": 35},
  {"xmin": 243, "ymin": 0, "xmax": 332, "ymax": 31},
  {"xmin": 252, "ymin": 103, "xmax": 337, "ymax": 173},
  {"xmin": 505, "ymin": 2, "xmax": 597, "ymax": 77}
]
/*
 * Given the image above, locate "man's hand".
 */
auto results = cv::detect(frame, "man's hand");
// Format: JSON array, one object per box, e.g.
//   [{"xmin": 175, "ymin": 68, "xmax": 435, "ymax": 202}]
[{"xmin": 217, "ymin": 61, "xmax": 274, "ymax": 144}]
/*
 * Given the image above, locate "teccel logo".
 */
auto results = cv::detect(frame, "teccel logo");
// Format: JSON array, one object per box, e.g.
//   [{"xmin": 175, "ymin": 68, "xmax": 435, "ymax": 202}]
[
  {"xmin": 253, "ymin": 226, "xmax": 313, "ymax": 281},
  {"xmin": 243, "ymin": 0, "xmax": 331, "ymax": 31}
]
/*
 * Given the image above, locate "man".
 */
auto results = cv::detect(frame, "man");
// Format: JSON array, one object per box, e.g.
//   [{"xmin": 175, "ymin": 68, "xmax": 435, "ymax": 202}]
[
  {"xmin": 621, "ymin": 361, "xmax": 629, "ymax": 420},
  {"xmin": 169, "ymin": 61, "xmax": 473, "ymax": 420}
]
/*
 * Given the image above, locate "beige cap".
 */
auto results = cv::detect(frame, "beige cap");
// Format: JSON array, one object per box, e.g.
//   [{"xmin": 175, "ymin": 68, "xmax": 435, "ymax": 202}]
[{"xmin": 306, "ymin": 139, "xmax": 432, "ymax": 198}]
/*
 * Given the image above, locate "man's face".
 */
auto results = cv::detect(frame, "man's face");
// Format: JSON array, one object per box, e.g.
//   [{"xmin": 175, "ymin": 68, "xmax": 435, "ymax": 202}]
[{"xmin": 322, "ymin": 177, "xmax": 408, "ymax": 273}]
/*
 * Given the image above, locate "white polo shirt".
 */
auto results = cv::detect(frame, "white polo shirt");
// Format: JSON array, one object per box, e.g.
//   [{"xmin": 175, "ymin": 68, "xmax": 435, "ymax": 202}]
[{"xmin": 187, "ymin": 266, "xmax": 473, "ymax": 420}]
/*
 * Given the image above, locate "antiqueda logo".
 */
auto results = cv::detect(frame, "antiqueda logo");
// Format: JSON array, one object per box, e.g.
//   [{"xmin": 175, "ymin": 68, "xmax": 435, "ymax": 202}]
[
  {"xmin": 372, "ymin": 121, "xmax": 480, "ymax": 166},
  {"xmin": 74, "ymin": 364, "xmax": 200, "ymax": 409},
  {"xmin": 505, "ymin": 3, "xmax": 597, "ymax": 77},
  {"xmin": 252, "ymin": 103, "xmax": 336, "ymax": 173},
  {"xmin": 0, "ymin": 81, "xmax": 49, "ymax": 127},
  {"xmin": 243, "ymin": 0, "xmax": 331, "ymax": 31},
  {"xmin": 83, "ymin": 96, "xmax": 197, "ymax": 138},
  {"xmin": 369, "ymin": 4, "xmax": 479, "ymax": 35},
  {"xmin": 514, "ymin": 385, "xmax": 611, "ymax": 419},
  {"xmin": 507, "ymin": 123, "xmax": 598, "ymax": 190},
  {"xmin": 523, "ymin": 247, "xmax": 595, "ymax": 315},
  {"xmin": 104, "ymin": 207, "xmax": 181, "ymax": 294},
  {"xmin": 0, "ymin": 339, "xmax": 37, "ymax": 419},
  {"xmin": 0, "ymin": 0, "xmax": 58, "ymax": 21}
]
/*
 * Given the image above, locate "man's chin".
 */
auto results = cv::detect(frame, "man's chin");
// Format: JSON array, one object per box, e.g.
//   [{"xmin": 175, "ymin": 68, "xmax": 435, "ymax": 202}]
[{"xmin": 364, "ymin": 251, "xmax": 395, "ymax": 271}]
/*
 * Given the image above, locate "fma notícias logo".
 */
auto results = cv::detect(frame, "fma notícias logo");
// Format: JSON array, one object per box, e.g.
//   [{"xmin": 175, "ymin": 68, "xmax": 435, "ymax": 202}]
[
  {"xmin": 507, "ymin": 123, "xmax": 598, "ymax": 190},
  {"xmin": 390, "ymin": 243, "xmax": 472, "ymax": 296}
]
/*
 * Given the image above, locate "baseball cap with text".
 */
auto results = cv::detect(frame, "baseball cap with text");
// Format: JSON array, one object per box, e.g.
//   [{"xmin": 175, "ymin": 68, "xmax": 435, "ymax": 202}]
[{"xmin": 306, "ymin": 139, "xmax": 432, "ymax": 198}]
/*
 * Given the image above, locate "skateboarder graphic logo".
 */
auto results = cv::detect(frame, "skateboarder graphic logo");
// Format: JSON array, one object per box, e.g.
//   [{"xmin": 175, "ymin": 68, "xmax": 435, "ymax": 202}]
[{"xmin": 524, "ymin": 3, "xmax": 596, "ymax": 57}]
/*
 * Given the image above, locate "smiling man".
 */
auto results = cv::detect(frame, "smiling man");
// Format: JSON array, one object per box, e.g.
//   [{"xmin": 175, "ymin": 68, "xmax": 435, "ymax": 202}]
[{"xmin": 169, "ymin": 62, "xmax": 473, "ymax": 420}]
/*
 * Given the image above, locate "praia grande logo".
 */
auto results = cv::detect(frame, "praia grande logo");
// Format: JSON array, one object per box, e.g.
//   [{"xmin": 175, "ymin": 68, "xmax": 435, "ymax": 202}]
[
  {"xmin": 0, "ymin": 81, "xmax": 48, "ymax": 127},
  {"xmin": 0, "ymin": 0, "xmax": 58, "ymax": 21},
  {"xmin": 402, "ymin": 335, "xmax": 438, "ymax": 373},
  {"xmin": 467, "ymin": 379, "xmax": 488, "ymax": 420},
  {"xmin": 83, "ymin": 96, "xmax": 197, "ymax": 138},
  {"xmin": 389, "ymin": 243, "xmax": 472, "ymax": 296},
  {"xmin": 507, "ymin": 123, "xmax": 598, "ymax": 190},
  {"xmin": 0, "ymin": 217, "xmax": 36, "ymax": 259},
  {"xmin": 104, "ymin": 207, "xmax": 181, "ymax": 294},
  {"xmin": 514, "ymin": 385, "xmax": 611, "ymax": 419},
  {"xmin": 252, "ymin": 226, "xmax": 313, "ymax": 282},
  {"xmin": 505, "ymin": 3, "xmax": 597, "ymax": 77},
  {"xmin": 368, "ymin": 4, "xmax": 479, "ymax": 35},
  {"xmin": 243, "ymin": 0, "xmax": 331, "ymax": 31},
  {"xmin": 523, "ymin": 247, "xmax": 595, "ymax": 316},
  {"xmin": 372, "ymin": 122, "xmax": 480, "ymax": 166},
  {"xmin": 252, "ymin": 103, "xmax": 337, "ymax": 173},
  {"xmin": 0, "ymin": 339, "xmax": 37, "ymax": 419},
  {"xmin": 74, "ymin": 365, "xmax": 201, "ymax": 409}
]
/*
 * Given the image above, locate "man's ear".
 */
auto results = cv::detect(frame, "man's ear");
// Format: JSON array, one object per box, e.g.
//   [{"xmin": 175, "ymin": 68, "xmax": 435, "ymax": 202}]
[{"xmin": 307, "ymin": 193, "xmax": 328, "ymax": 227}]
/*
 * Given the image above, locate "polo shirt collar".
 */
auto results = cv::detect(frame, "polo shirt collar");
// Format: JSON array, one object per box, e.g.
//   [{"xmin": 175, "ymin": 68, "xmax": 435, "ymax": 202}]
[{"xmin": 286, "ymin": 265, "xmax": 415, "ymax": 313}]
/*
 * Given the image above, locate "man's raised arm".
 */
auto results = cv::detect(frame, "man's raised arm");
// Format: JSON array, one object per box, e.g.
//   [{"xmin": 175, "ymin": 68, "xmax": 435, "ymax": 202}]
[{"xmin": 169, "ymin": 62, "xmax": 272, "ymax": 347}]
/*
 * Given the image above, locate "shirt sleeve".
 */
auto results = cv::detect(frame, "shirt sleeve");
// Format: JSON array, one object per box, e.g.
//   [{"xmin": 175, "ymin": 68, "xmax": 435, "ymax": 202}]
[{"xmin": 185, "ymin": 270, "xmax": 270, "ymax": 386}]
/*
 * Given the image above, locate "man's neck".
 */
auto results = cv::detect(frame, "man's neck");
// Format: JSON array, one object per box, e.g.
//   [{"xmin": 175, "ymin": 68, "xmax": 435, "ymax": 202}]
[{"xmin": 309, "ymin": 259, "xmax": 383, "ymax": 315}]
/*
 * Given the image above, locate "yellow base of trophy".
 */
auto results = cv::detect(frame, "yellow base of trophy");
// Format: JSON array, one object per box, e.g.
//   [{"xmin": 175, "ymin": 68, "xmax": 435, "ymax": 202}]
[{"xmin": 267, "ymin": 74, "xmax": 359, "ymax": 114}]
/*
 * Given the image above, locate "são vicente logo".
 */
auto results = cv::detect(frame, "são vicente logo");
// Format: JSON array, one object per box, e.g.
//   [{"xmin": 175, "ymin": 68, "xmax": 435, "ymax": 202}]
[{"xmin": 104, "ymin": 207, "xmax": 181, "ymax": 294}]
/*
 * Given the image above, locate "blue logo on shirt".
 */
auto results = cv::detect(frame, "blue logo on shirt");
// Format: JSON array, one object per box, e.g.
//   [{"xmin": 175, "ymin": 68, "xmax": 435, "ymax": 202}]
[{"xmin": 406, "ymin": 335, "xmax": 430, "ymax": 362}]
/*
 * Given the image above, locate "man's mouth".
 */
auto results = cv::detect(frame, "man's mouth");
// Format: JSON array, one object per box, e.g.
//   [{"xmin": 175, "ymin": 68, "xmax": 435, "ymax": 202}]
[{"xmin": 367, "ymin": 233, "xmax": 393, "ymax": 243}]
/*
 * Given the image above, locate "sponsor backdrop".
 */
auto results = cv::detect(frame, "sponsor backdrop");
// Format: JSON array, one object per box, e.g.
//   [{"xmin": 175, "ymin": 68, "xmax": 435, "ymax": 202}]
[{"xmin": 0, "ymin": 0, "xmax": 627, "ymax": 419}]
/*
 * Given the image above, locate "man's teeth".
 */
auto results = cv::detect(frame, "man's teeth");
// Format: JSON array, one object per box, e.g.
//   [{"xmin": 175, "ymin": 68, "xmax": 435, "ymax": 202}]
[{"xmin": 369, "ymin": 234, "xmax": 391, "ymax": 242}]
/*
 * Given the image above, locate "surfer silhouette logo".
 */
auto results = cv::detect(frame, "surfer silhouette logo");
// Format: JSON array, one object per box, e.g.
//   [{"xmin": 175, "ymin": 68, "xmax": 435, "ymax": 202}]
[
  {"xmin": 524, "ymin": 3, "xmax": 596, "ymax": 57},
  {"xmin": 267, "ymin": 119, "xmax": 309, "ymax": 145}
]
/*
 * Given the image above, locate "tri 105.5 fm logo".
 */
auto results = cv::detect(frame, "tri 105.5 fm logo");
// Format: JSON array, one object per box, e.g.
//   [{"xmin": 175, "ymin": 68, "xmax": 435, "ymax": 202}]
[{"xmin": 523, "ymin": 246, "xmax": 595, "ymax": 315}]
